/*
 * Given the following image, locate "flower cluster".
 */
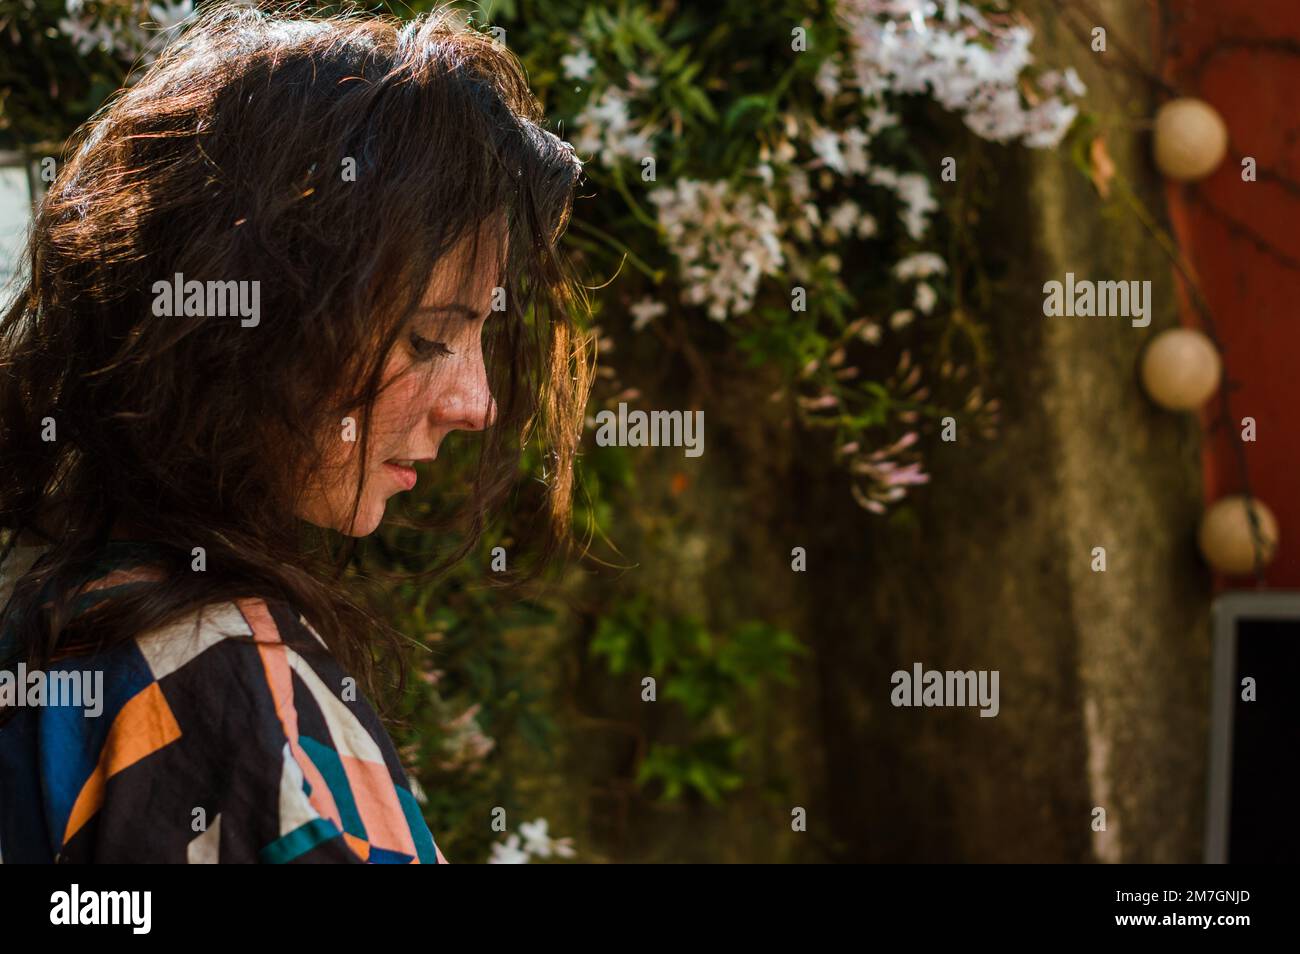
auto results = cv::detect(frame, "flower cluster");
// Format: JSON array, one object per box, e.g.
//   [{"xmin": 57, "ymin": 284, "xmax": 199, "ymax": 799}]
[
  {"xmin": 487, "ymin": 818, "xmax": 577, "ymax": 864},
  {"xmin": 842, "ymin": 430, "xmax": 930, "ymax": 514},
  {"xmin": 561, "ymin": 1, "xmax": 1082, "ymax": 335},
  {"xmin": 647, "ymin": 178, "xmax": 784, "ymax": 321},
  {"xmin": 571, "ymin": 85, "xmax": 656, "ymax": 168},
  {"xmin": 58, "ymin": 0, "xmax": 198, "ymax": 64},
  {"xmin": 556, "ymin": 0, "xmax": 1079, "ymax": 514},
  {"xmin": 434, "ymin": 702, "xmax": 495, "ymax": 773},
  {"xmin": 835, "ymin": 0, "xmax": 1081, "ymax": 148}
]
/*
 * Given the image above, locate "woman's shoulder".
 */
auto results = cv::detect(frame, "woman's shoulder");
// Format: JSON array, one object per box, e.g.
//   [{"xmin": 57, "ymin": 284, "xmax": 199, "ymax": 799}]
[
  {"xmin": 122, "ymin": 593, "xmax": 443, "ymax": 864},
  {"xmin": 6, "ymin": 540, "xmax": 326, "ymax": 677},
  {"xmin": 2, "ymin": 539, "xmax": 443, "ymax": 863},
  {"xmin": 4, "ymin": 538, "xmax": 372, "ymax": 746}
]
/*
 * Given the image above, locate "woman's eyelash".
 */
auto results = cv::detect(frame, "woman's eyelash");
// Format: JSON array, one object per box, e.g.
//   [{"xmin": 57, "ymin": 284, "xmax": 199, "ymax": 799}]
[{"xmin": 409, "ymin": 331, "xmax": 454, "ymax": 359}]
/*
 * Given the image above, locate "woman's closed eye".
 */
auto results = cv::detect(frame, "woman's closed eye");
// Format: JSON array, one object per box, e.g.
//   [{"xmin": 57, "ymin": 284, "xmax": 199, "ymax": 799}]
[{"xmin": 409, "ymin": 331, "xmax": 455, "ymax": 360}]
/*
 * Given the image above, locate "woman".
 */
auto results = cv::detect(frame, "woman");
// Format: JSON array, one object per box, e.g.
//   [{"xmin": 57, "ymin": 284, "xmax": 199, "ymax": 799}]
[{"xmin": 0, "ymin": 4, "xmax": 590, "ymax": 863}]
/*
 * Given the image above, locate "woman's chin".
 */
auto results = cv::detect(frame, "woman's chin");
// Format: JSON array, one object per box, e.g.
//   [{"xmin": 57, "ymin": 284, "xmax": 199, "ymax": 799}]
[
  {"xmin": 297, "ymin": 500, "xmax": 385, "ymax": 537},
  {"xmin": 346, "ymin": 505, "xmax": 386, "ymax": 537}
]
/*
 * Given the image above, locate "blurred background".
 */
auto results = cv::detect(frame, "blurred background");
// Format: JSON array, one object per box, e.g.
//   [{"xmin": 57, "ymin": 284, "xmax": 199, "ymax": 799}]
[{"xmin": 2, "ymin": 0, "xmax": 1296, "ymax": 862}]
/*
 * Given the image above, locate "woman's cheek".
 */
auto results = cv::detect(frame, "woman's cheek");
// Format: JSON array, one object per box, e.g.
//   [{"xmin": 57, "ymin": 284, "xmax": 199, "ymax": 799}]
[{"xmin": 372, "ymin": 367, "xmax": 430, "ymax": 445}]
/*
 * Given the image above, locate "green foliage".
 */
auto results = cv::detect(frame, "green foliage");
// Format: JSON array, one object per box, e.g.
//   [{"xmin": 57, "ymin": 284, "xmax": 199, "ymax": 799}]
[
  {"xmin": 370, "ymin": 500, "xmax": 565, "ymax": 861},
  {"xmin": 591, "ymin": 594, "xmax": 804, "ymax": 804},
  {"xmin": 637, "ymin": 739, "xmax": 745, "ymax": 806},
  {"xmin": 0, "ymin": 0, "xmax": 131, "ymax": 149}
]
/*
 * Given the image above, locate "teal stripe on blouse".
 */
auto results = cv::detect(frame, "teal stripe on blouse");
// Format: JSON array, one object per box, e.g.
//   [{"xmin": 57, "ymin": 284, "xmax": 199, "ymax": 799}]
[
  {"xmin": 396, "ymin": 786, "xmax": 439, "ymax": 863},
  {"xmin": 298, "ymin": 735, "xmax": 368, "ymax": 841},
  {"xmin": 259, "ymin": 818, "xmax": 342, "ymax": 864}
]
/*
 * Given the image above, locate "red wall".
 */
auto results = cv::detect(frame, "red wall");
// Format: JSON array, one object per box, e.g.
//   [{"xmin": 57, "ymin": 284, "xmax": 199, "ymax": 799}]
[{"xmin": 1160, "ymin": 0, "xmax": 1300, "ymax": 587}]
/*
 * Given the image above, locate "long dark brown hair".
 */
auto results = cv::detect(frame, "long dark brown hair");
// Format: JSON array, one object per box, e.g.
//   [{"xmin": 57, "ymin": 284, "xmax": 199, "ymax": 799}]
[{"xmin": 0, "ymin": 3, "xmax": 592, "ymax": 710}]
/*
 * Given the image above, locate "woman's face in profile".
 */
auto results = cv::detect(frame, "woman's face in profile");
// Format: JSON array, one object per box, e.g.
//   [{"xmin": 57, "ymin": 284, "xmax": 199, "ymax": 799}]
[{"xmin": 298, "ymin": 235, "xmax": 501, "ymax": 536}]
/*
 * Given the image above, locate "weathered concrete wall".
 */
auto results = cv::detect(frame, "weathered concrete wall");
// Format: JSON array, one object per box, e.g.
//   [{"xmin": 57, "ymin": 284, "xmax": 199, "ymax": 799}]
[
  {"xmin": 1029, "ymin": 0, "xmax": 1211, "ymax": 868},
  {"xmin": 1023, "ymin": 0, "xmax": 1212, "ymax": 864}
]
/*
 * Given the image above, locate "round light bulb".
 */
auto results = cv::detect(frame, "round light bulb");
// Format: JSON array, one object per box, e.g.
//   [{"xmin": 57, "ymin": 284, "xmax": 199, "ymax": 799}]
[
  {"xmin": 1198, "ymin": 495, "xmax": 1279, "ymax": 576},
  {"xmin": 1153, "ymin": 98, "xmax": 1229, "ymax": 182},
  {"xmin": 1141, "ymin": 327, "xmax": 1222, "ymax": 411}
]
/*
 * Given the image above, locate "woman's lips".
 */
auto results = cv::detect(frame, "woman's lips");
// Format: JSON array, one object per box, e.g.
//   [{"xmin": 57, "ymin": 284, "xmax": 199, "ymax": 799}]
[{"xmin": 384, "ymin": 460, "xmax": 418, "ymax": 491}]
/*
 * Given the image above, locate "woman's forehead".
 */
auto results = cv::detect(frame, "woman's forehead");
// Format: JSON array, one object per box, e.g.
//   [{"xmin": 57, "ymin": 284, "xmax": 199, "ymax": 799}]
[{"xmin": 421, "ymin": 225, "xmax": 506, "ymax": 307}]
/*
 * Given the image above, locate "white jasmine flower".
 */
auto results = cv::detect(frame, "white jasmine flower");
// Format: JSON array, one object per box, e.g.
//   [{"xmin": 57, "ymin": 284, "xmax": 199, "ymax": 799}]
[
  {"xmin": 828, "ymin": 199, "xmax": 862, "ymax": 236},
  {"xmin": 58, "ymin": 13, "xmax": 116, "ymax": 55},
  {"xmin": 561, "ymin": 48, "xmax": 597, "ymax": 81},
  {"xmin": 914, "ymin": 282, "xmax": 937, "ymax": 314},
  {"xmin": 809, "ymin": 128, "xmax": 847, "ymax": 175},
  {"xmin": 1021, "ymin": 99, "xmax": 1079, "ymax": 150},
  {"xmin": 573, "ymin": 86, "xmax": 654, "ymax": 166},
  {"xmin": 488, "ymin": 833, "xmax": 530, "ymax": 864},
  {"xmin": 815, "ymin": 57, "xmax": 842, "ymax": 99},
  {"xmin": 840, "ymin": 127, "xmax": 872, "ymax": 175},
  {"xmin": 140, "ymin": 0, "xmax": 196, "ymax": 62},
  {"xmin": 1061, "ymin": 67, "xmax": 1087, "ymax": 97},
  {"xmin": 1034, "ymin": 68, "xmax": 1086, "ymax": 98},
  {"xmin": 871, "ymin": 168, "xmax": 937, "ymax": 240},
  {"xmin": 149, "ymin": 0, "xmax": 195, "ymax": 31},
  {"xmin": 514, "ymin": 817, "xmax": 576, "ymax": 859},
  {"xmin": 650, "ymin": 177, "xmax": 785, "ymax": 320},
  {"xmin": 629, "ymin": 297, "xmax": 667, "ymax": 331},
  {"xmin": 836, "ymin": 1, "xmax": 1084, "ymax": 150},
  {"xmin": 519, "ymin": 818, "xmax": 555, "ymax": 857},
  {"xmin": 893, "ymin": 252, "xmax": 947, "ymax": 280},
  {"xmin": 865, "ymin": 104, "xmax": 898, "ymax": 135}
]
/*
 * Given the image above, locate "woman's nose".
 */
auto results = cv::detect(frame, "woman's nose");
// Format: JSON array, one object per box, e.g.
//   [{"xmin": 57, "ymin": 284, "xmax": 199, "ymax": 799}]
[{"xmin": 434, "ymin": 354, "xmax": 496, "ymax": 432}]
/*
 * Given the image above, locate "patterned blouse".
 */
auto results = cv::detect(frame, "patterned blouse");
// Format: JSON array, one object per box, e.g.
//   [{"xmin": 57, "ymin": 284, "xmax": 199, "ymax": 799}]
[{"xmin": 0, "ymin": 539, "xmax": 446, "ymax": 864}]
